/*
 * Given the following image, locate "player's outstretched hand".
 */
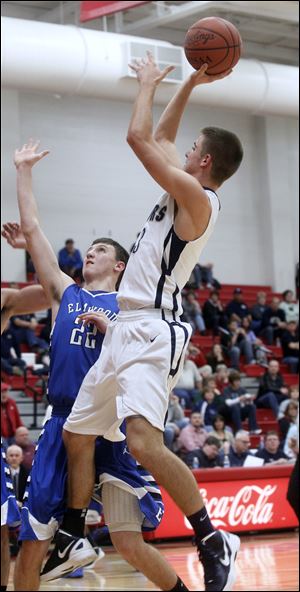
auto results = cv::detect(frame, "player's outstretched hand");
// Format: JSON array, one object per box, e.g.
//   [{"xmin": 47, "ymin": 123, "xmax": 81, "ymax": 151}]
[
  {"xmin": 189, "ymin": 63, "xmax": 233, "ymax": 87},
  {"xmin": 1, "ymin": 222, "xmax": 27, "ymax": 249},
  {"xmin": 77, "ymin": 311, "xmax": 110, "ymax": 334},
  {"xmin": 129, "ymin": 50, "xmax": 175, "ymax": 86},
  {"xmin": 14, "ymin": 139, "xmax": 50, "ymax": 169}
]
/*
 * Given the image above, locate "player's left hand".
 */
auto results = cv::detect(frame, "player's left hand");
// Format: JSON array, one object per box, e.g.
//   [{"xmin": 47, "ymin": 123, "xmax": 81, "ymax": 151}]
[
  {"xmin": 189, "ymin": 63, "xmax": 233, "ymax": 86},
  {"xmin": 77, "ymin": 311, "xmax": 110, "ymax": 333},
  {"xmin": 1, "ymin": 222, "xmax": 27, "ymax": 249},
  {"xmin": 14, "ymin": 139, "xmax": 50, "ymax": 169},
  {"xmin": 129, "ymin": 50, "xmax": 175, "ymax": 86}
]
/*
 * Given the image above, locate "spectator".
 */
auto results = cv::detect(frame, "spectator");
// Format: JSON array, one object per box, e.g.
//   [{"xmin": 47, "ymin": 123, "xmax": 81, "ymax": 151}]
[
  {"xmin": 58, "ymin": 238, "xmax": 83, "ymax": 280},
  {"xmin": 10, "ymin": 313, "xmax": 49, "ymax": 356},
  {"xmin": 250, "ymin": 291, "xmax": 268, "ymax": 335},
  {"xmin": 187, "ymin": 342, "xmax": 207, "ymax": 368},
  {"xmin": 225, "ymin": 288, "xmax": 249, "ymax": 323},
  {"xmin": 278, "ymin": 385, "xmax": 299, "ymax": 419},
  {"xmin": 210, "ymin": 414, "xmax": 235, "ymax": 448},
  {"xmin": 185, "ymin": 436, "xmax": 223, "ymax": 469},
  {"xmin": 228, "ymin": 430, "xmax": 254, "ymax": 467},
  {"xmin": 198, "ymin": 364, "xmax": 213, "ymax": 381},
  {"xmin": 196, "ymin": 387, "xmax": 219, "ymax": 425},
  {"xmin": 192, "ymin": 262, "xmax": 215, "ymax": 289},
  {"xmin": 173, "ymin": 352, "xmax": 202, "ymax": 408},
  {"xmin": 283, "ymin": 422, "xmax": 298, "ymax": 460},
  {"xmin": 182, "ymin": 291, "xmax": 206, "ymax": 334},
  {"xmin": 256, "ymin": 360, "xmax": 289, "ymax": 418},
  {"xmin": 279, "ymin": 290, "xmax": 299, "ymax": 323},
  {"xmin": 215, "ymin": 364, "xmax": 230, "ymax": 393},
  {"xmin": 206, "ymin": 343, "xmax": 227, "ymax": 372},
  {"xmin": 6, "ymin": 444, "xmax": 29, "ymax": 504},
  {"xmin": 220, "ymin": 371, "xmax": 262, "ymax": 434},
  {"xmin": 1, "ymin": 383, "xmax": 23, "ymax": 444},
  {"xmin": 278, "ymin": 401, "xmax": 299, "ymax": 442},
  {"xmin": 220, "ymin": 319, "xmax": 255, "ymax": 369},
  {"xmin": 255, "ymin": 431, "xmax": 290, "ymax": 465},
  {"xmin": 1, "ymin": 325, "xmax": 26, "ymax": 376},
  {"xmin": 260, "ymin": 297, "xmax": 287, "ymax": 345},
  {"xmin": 13, "ymin": 426, "xmax": 36, "ymax": 472},
  {"xmin": 202, "ymin": 290, "xmax": 224, "ymax": 334},
  {"xmin": 164, "ymin": 392, "xmax": 189, "ymax": 451},
  {"xmin": 177, "ymin": 411, "xmax": 208, "ymax": 454},
  {"xmin": 280, "ymin": 320, "xmax": 299, "ymax": 374},
  {"xmin": 240, "ymin": 316, "xmax": 270, "ymax": 366}
]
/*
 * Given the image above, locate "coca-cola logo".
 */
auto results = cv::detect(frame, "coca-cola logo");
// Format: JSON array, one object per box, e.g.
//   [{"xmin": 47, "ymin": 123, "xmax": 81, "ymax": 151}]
[{"xmin": 184, "ymin": 484, "xmax": 277, "ymax": 529}]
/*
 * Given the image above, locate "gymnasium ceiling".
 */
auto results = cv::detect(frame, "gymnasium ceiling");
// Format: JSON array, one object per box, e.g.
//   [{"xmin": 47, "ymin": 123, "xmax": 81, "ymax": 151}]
[{"xmin": 1, "ymin": 1, "xmax": 299, "ymax": 66}]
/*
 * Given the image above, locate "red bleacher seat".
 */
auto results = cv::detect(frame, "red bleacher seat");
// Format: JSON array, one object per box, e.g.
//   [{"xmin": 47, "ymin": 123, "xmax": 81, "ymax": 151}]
[
  {"xmin": 244, "ymin": 364, "xmax": 265, "ymax": 377},
  {"xmin": 266, "ymin": 345, "xmax": 283, "ymax": 358},
  {"xmin": 282, "ymin": 374, "xmax": 299, "ymax": 386}
]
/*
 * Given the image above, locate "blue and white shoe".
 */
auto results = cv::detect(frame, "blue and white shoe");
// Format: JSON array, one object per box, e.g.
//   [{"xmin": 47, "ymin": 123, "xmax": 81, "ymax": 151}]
[{"xmin": 197, "ymin": 530, "xmax": 240, "ymax": 591}]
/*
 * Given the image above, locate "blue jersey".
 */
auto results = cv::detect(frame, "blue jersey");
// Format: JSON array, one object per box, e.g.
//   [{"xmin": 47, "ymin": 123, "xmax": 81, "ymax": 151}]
[{"xmin": 48, "ymin": 285, "xmax": 118, "ymax": 408}]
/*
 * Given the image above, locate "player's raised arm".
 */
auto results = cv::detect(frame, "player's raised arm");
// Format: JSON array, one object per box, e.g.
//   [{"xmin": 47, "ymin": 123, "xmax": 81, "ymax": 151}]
[
  {"xmin": 154, "ymin": 64, "xmax": 232, "ymax": 167},
  {"xmin": 14, "ymin": 140, "xmax": 73, "ymax": 306}
]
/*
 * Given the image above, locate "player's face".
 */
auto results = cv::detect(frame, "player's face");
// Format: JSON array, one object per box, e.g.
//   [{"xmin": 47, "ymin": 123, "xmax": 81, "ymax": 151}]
[
  {"xmin": 83, "ymin": 243, "xmax": 117, "ymax": 280},
  {"xmin": 184, "ymin": 135, "xmax": 206, "ymax": 174}
]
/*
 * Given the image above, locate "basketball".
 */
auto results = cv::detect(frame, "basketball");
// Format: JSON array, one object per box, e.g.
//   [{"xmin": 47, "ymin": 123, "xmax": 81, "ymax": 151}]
[{"xmin": 184, "ymin": 16, "xmax": 242, "ymax": 75}]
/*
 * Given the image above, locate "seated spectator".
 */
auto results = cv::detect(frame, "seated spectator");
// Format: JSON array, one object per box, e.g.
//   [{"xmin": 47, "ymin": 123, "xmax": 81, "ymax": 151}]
[
  {"xmin": 182, "ymin": 291, "xmax": 205, "ymax": 334},
  {"xmin": 185, "ymin": 436, "xmax": 223, "ymax": 469},
  {"xmin": 202, "ymin": 290, "xmax": 225, "ymax": 335},
  {"xmin": 240, "ymin": 316, "xmax": 270, "ymax": 366},
  {"xmin": 225, "ymin": 288, "xmax": 249, "ymax": 324},
  {"xmin": 1, "ymin": 383, "xmax": 23, "ymax": 445},
  {"xmin": 38, "ymin": 308, "xmax": 52, "ymax": 345},
  {"xmin": 250, "ymin": 291, "xmax": 268, "ymax": 335},
  {"xmin": 256, "ymin": 360, "xmax": 289, "ymax": 418},
  {"xmin": 278, "ymin": 401, "xmax": 299, "ymax": 442},
  {"xmin": 10, "ymin": 313, "xmax": 49, "ymax": 356},
  {"xmin": 283, "ymin": 422, "xmax": 298, "ymax": 460},
  {"xmin": 13, "ymin": 426, "xmax": 36, "ymax": 472},
  {"xmin": 228, "ymin": 430, "xmax": 254, "ymax": 467},
  {"xmin": 220, "ymin": 371, "xmax": 262, "ymax": 434},
  {"xmin": 1, "ymin": 325, "xmax": 26, "ymax": 376},
  {"xmin": 6, "ymin": 444, "xmax": 29, "ymax": 504},
  {"xmin": 280, "ymin": 320, "xmax": 299, "ymax": 374},
  {"xmin": 198, "ymin": 365, "xmax": 213, "ymax": 381},
  {"xmin": 58, "ymin": 238, "xmax": 83, "ymax": 280},
  {"xmin": 220, "ymin": 319, "xmax": 255, "ymax": 369},
  {"xmin": 195, "ymin": 387, "xmax": 219, "ymax": 425},
  {"xmin": 173, "ymin": 352, "xmax": 202, "ymax": 408},
  {"xmin": 206, "ymin": 343, "xmax": 227, "ymax": 373},
  {"xmin": 260, "ymin": 297, "xmax": 286, "ymax": 345},
  {"xmin": 164, "ymin": 392, "xmax": 189, "ymax": 451},
  {"xmin": 278, "ymin": 385, "xmax": 299, "ymax": 419},
  {"xmin": 255, "ymin": 431, "xmax": 290, "ymax": 465},
  {"xmin": 215, "ymin": 364, "xmax": 230, "ymax": 393},
  {"xmin": 177, "ymin": 411, "xmax": 208, "ymax": 455},
  {"xmin": 187, "ymin": 342, "xmax": 207, "ymax": 368},
  {"xmin": 210, "ymin": 414, "xmax": 235, "ymax": 449},
  {"xmin": 279, "ymin": 290, "xmax": 299, "ymax": 323}
]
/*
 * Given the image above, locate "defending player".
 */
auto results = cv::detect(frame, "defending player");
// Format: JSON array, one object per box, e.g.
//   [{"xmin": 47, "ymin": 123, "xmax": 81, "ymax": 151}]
[{"xmin": 9, "ymin": 144, "xmax": 189, "ymax": 592}]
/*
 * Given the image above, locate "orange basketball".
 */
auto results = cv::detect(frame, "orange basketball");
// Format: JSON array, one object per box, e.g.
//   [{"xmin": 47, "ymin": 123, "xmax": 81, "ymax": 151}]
[{"xmin": 184, "ymin": 16, "xmax": 242, "ymax": 75}]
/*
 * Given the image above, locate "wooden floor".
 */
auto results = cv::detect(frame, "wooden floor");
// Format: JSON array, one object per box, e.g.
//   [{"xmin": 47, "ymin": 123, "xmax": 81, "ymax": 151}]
[{"xmin": 8, "ymin": 531, "xmax": 299, "ymax": 591}]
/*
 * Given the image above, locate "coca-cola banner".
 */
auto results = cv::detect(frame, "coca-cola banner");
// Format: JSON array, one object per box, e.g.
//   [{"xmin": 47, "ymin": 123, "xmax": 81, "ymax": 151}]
[
  {"xmin": 80, "ymin": 1, "xmax": 150, "ymax": 22},
  {"xmin": 154, "ymin": 466, "xmax": 298, "ymax": 538}
]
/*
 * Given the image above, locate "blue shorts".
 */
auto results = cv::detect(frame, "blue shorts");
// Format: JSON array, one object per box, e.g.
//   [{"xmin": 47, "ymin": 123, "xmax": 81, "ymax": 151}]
[
  {"xmin": 1, "ymin": 442, "xmax": 20, "ymax": 527},
  {"xmin": 20, "ymin": 413, "xmax": 164, "ymax": 540}
]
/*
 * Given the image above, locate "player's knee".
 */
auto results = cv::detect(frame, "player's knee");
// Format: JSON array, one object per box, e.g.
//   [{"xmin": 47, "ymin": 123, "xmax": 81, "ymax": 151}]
[
  {"xmin": 111, "ymin": 533, "xmax": 142, "ymax": 564},
  {"xmin": 127, "ymin": 436, "xmax": 150, "ymax": 464}
]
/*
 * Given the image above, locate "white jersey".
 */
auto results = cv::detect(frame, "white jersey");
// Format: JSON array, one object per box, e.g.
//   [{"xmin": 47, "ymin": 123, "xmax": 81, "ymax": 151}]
[{"xmin": 118, "ymin": 189, "xmax": 220, "ymax": 317}]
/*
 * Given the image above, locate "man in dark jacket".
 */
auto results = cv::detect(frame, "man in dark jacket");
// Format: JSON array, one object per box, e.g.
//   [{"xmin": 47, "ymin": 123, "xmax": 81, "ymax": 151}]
[
  {"xmin": 256, "ymin": 360, "xmax": 289, "ymax": 417},
  {"xmin": 185, "ymin": 436, "xmax": 223, "ymax": 468}
]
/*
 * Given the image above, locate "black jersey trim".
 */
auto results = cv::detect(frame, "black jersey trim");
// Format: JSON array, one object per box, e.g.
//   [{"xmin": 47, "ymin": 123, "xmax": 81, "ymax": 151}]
[
  {"xmin": 162, "ymin": 319, "xmax": 190, "ymax": 379},
  {"xmin": 155, "ymin": 226, "xmax": 187, "ymax": 310}
]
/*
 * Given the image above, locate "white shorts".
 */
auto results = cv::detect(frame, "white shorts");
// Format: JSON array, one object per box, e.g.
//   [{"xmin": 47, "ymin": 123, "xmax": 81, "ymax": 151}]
[{"xmin": 64, "ymin": 309, "xmax": 192, "ymax": 440}]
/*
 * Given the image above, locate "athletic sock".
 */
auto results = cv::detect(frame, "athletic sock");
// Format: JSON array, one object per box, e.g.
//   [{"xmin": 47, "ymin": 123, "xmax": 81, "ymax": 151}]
[
  {"xmin": 187, "ymin": 506, "xmax": 215, "ymax": 540},
  {"xmin": 168, "ymin": 576, "xmax": 189, "ymax": 591},
  {"xmin": 60, "ymin": 508, "xmax": 87, "ymax": 538}
]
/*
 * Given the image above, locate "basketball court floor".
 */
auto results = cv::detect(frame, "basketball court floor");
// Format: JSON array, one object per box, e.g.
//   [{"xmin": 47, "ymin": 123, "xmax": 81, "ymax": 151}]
[{"xmin": 8, "ymin": 531, "xmax": 299, "ymax": 591}]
